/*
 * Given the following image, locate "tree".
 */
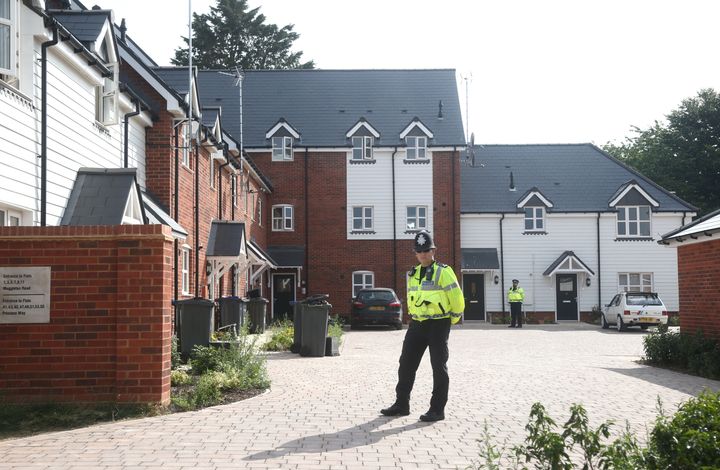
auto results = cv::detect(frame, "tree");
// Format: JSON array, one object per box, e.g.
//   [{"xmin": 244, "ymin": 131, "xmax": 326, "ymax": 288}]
[
  {"xmin": 171, "ymin": 0, "xmax": 314, "ymax": 70},
  {"xmin": 604, "ymin": 89, "xmax": 720, "ymax": 216}
]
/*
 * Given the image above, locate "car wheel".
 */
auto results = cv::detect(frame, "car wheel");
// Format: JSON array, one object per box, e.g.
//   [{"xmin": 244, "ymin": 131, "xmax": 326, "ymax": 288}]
[
  {"xmin": 616, "ymin": 315, "xmax": 626, "ymax": 332},
  {"xmin": 601, "ymin": 314, "xmax": 609, "ymax": 329},
  {"xmin": 395, "ymin": 323, "xmax": 403, "ymax": 330},
  {"xmin": 640, "ymin": 325, "xmax": 649, "ymax": 330}
]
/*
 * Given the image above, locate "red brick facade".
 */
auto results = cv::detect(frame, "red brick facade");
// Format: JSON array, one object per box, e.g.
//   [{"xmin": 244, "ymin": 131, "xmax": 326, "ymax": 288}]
[
  {"xmin": 0, "ymin": 225, "xmax": 174, "ymax": 404},
  {"xmin": 677, "ymin": 238, "xmax": 720, "ymax": 340}
]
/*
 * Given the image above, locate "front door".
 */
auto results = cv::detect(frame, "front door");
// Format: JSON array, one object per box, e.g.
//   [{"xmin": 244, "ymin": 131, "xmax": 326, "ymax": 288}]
[
  {"xmin": 272, "ymin": 274, "xmax": 295, "ymax": 320},
  {"xmin": 556, "ymin": 274, "xmax": 578, "ymax": 320},
  {"xmin": 462, "ymin": 274, "xmax": 485, "ymax": 321}
]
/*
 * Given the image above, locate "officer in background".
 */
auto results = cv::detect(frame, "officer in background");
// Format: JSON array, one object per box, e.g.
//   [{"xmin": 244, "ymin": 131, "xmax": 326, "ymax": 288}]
[
  {"xmin": 380, "ymin": 230, "xmax": 465, "ymax": 422},
  {"xmin": 508, "ymin": 278, "xmax": 525, "ymax": 328}
]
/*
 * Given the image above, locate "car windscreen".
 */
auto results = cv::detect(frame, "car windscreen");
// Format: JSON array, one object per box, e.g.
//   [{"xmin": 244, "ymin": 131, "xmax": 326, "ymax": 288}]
[
  {"xmin": 358, "ymin": 291, "xmax": 395, "ymax": 301},
  {"xmin": 626, "ymin": 294, "xmax": 663, "ymax": 306}
]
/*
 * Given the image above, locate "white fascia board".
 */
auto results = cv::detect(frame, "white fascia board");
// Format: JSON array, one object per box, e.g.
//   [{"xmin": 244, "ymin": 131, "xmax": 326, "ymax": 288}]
[
  {"xmin": 241, "ymin": 158, "xmax": 271, "ymax": 193},
  {"xmin": 346, "ymin": 120, "xmax": 380, "ymax": 138},
  {"xmin": 399, "ymin": 120, "xmax": 434, "ymax": 139},
  {"xmin": 430, "ymin": 146, "xmax": 466, "ymax": 152},
  {"xmin": 94, "ymin": 20, "xmax": 118, "ymax": 63},
  {"xmin": 118, "ymin": 93, "xmax": 153, "ymax": 127},
  {"xmin": 265, "ymin": 121, "xmax": 300, "ymax": 139},
  {"xmin": 118, "ymin": 47, "xmax": 184, "ymax": 115},
  {"xmin": 609, "ymin": 183, "xmax": 660, "ymax": 207},
  {"xmin": 517, "ymin": 191, "xmax": 554, "ymax": 208},
  {"xmin": 49, "ymin": 36, "xmax": 104, "ymax": 86}
]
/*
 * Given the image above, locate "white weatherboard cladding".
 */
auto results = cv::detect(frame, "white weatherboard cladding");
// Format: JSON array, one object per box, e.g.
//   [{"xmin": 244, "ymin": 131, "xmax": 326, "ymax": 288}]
[
  {"xmin": 0, "ymin": 36, "xmax": 148, "ymax": 226},
  {"xmin": 461, "ymin": 212, "xmax": 685, "ymax": 315},
  {"xmin": 346, "ymin": 150, "xmax": 433, "ymax": 239}
]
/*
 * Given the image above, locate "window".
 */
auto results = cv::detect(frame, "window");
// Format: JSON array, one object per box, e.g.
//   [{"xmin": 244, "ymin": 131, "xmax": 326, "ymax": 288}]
[
  {"xmin": 180, "ymin": 123, "xmax": 191, "ymax": 168},
  {"xmin": 257, "ymin": 196, "xmax": 262, "ymax": 226},
  {"xmin": 619, "ymin": 273, "xmax": 653, "ymax": 293},
  {"xmin": 352, "ymin": 206, "xmax": 373, "ymax": 231},
  {"xmin": 352, "ymin": 136, "xmax": 373, "ymax": 160},
  {"xmin": 406, "ymin": 206, "xmax": 427, "ymax": 231},
  {"xmin": 272, "ymin": 136, "xmax": 293, "ymax": 161},
  {"xmin": 352, "ymin": 271, "xmax": 374, "ymax": 297},
  {"xmin": 617, "ymin": 206, "xmax": 651, "ymax": 237},
  {"xmin": 0, "ymin": 0, "xmax": 16, "ymax": 83},
  {"xmin": 524, "ymin": 207, "xmax": 544, "ymax": 231},
  {"xmin": 231, "ymin": 174, "xmax": 238, "ymax": 207},
  {"xmin": 272, "ymin": 205, "xmax": 294, "ymax": 231},
  {"xmin": 181, "ymin": 246, "xmax": 191, "ymax": 295},
  {"xmin": 95, "ymin": 66, "xmax": 118, "ymax": 126},
  {"xmin": 405, "ymin": 136, "xmax": 427, "ymax": 160},
  {"xmin": 0, "ymin": 207, "xmax": 21, "ymax": 226}
]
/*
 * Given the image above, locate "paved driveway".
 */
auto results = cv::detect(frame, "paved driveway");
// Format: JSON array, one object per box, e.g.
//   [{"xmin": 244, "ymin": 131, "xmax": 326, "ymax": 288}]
[{"xmin": 1, "ymin": 323, "xmax": 719, "ymax": 469}]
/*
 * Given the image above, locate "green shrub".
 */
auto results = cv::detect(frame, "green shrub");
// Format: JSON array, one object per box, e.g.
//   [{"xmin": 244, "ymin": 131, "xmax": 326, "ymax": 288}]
[
  {"xmin": 171, "ymin": 369, "xmax": 192, "ymax": 386},
  {"xmin": 643, "ymin": 324, "xmax": 720, "ymax": 379},
  {"xmin": 328, "ymin": 315, "xmax": 344, "ymax": 341},
  {"xmin": 264, "ymin": 319, "xmax": 294, "ymax": 351},
  {"xmin": 644, "ymin": 391, "xmax": 720, "ymax": 469},
  {"xmin": 171, "ymin": 334, "xmax": 180, "ymax": 369}
]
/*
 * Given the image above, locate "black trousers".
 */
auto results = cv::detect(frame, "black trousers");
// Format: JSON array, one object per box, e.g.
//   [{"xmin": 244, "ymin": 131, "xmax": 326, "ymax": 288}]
[
  {"xmin": 395, "ymin": 318, "xmax": 451, "ymax": 412},
  {"xmin": 510, "ymin": 302, "xmax": 523, "ymax": 327}
]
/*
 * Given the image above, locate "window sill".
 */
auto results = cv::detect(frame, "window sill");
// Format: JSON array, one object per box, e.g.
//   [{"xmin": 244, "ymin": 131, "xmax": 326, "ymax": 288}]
[
  {"xmin": 350, "ymin": 230, "xmax": 376, "ymax": 235},
  {"xmin": 523, "ymin": 231, "xmax": 548, "ymax": 235},
  {"xmin": 271, "ymin": 158, "xmax": 294, "ymax": 162},
  {"xmin": 0, "ymin": 80, "xmax": 34, "ymax": 110},
  {"xmin": 614, "ymin": 237, "xmax": 655, "ymax": 242},
  {"xmin": 272, "ymin": 228, "xmax": 294, "ymax": 232},
  {"xmin": 403, "ymin": 158, "xmax": 430, "ymax": 165},
  {"xmin": 404, "ymin": 229, "xmax": 427, "ymax": 234},
  {"xmin": 93, "ymin": 121, "xmax": 112, "ymax": 136},
  {"xmin": 349, "ymin": 159, "xmax": 376, "ymax": 164}
]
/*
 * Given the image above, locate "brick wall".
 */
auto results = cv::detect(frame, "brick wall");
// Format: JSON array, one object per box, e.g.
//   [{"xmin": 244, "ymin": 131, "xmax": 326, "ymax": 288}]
[
  {"xmin": 677, "ymin": 238, "xmax": 720, "ymax": 340},
  {"xmin": 0, "ymin": 225, "xmax": 173, "ymax": 404}
]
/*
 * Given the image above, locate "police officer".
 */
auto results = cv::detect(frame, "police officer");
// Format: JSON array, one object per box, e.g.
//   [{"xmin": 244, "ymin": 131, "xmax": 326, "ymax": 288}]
[
  {"xmin": 380, "ymin": 230, "xmax": 465, "ymax": 422},
  {"xmin": 508, "ymin": 279, "xmax": 525, "ymax": 328}
]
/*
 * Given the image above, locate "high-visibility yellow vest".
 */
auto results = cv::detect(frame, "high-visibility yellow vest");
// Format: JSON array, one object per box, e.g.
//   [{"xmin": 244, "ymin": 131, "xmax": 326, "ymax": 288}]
[
  {"xmin": 508, "ymin": 287, "xmax": 525, "ymax": 302},
  {"xmin": 406, "ymin": 261, "xmax": 465, "ymax": 324}
]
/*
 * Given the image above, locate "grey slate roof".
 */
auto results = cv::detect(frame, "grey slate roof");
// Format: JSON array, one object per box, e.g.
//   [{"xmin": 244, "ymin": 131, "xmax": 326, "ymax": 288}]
[
  {"xmin": 51, "ymin": 10, "xmax": 110, "ymax": 44},
  {"xmin": 153, "ymin": 67, "xmax": 192, "ymax": 97},
  {"xmin": 461, "ymin": 144, "xmax": 696, "ymax": 213},
  {"xmin": 206, "ymin": 221, "xmax": 246, "ymax": 258},
  {"xmin": 660, "ymin": 207, "xmax": 720, "ymax": 243},
  {"xmin": 543, "ymin": 251, "xmax": 595, "ymax": 276},
  {"xmin": 461, "ymin": 249, "xmax": 500, "ymax": 270},
  {"xmin": 142, "ymin": 191, "xmax": 188, "ymax": 239},
  {"xmin": 201, "ymin": 108, "xmax": 220, "ymax": 128},
  {"xmin": 60, "ymin": 168, "xmax": 142, "ymax": 226},
  {"xmin": 267, "ymin": 246, "xmax": 305, "ymax": 268},
  {"xmin": 197, "ymin": 69, "xmax": 465, "ymax": 148}
]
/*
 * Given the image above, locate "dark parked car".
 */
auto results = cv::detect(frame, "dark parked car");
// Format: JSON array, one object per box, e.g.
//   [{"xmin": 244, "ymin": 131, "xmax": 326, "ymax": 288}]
[{"xmin": 351, "ymin": 288, "xmax": 403, "ymax": 330}]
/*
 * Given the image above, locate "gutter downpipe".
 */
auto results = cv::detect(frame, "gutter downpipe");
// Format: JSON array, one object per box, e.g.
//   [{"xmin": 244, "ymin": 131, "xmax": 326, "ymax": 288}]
[
  {"xmin": 500, "ymin": 213, "xmax": 506, "ymax": 315},
  {"xmin": 597, "ymin": 212, "xmax": 602, "ymax": 309},
  {"xmin": 194, "ymin": 137, "xmax": 200, "ymax": 298},
  {"xmin": 391, "ymin": 147, "xmax": 398, "ymax": 292},
  {"xmin": 218, "ymin": 151, "xmax": 232, "ymax": 219},
  {"xmin": 40, "ymin": 23, "xmax": 59, "ymax": 226},
  {"xmin": 123, "ymin": 100, "xmax": 141, "ymax": 168},
  {"xmin": 304, "ymin": 147, "xmax": 309, "ymax": 294},
  {"xmin": 452, "ymin": 146, "xmax": 457, "ymax": 268},
  {"xmin": 174, "ymin": 126, "xmax": 180, "ymax": 303}
]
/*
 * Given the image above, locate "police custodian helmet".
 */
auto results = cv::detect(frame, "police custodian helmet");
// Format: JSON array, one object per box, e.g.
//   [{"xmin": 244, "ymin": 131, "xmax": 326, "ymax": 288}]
[{"xmin": 414, "ymin": 230, "xmax": 436, "ymax": 252}]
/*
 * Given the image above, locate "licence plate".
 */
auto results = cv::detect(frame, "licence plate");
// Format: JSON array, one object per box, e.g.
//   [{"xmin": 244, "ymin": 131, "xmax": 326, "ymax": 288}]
[
  {"xmin": 639, "ymin": 317, "xmax": 659, "ymax": 323},
  {"xmin": 370, "ymin": 306, "xmax": 384, "ymax": 311}
]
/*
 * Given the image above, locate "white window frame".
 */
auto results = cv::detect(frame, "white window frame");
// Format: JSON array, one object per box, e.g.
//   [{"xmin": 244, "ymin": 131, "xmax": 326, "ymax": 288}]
[
  {"xmin": 272, "ymin": 136, "xmax": 293, "ymax": 161},
  {"xmin": 618, "ymin": 272, "xmax": 653, "ymax": 293},
  {"xmin": 352, "ymin": 206, "xmax": 373, "ymax": 231},
  {"xmin": 181, "ymin": 246, "xmax": 191, "ymax": 295},
  {"xmin": 272, "ymin": 204, "xmax": 294, "ymax": 231},
  {"xmin": 617, "ymin": 205, "xmax": 651, "ymax": 238},
  {"xmin": 0, "ymin": 0, "xmax": 16, "ymax": 82},
  {"xmin": 209, "ymin": 155, "xmax": 215, "ymax": 189},
  {"xmin": 406, "ymin": 206, "xmax": 427, "ymax": 231},
  {"xmin": 257, "ymin": 195, "xmax": 262, "ymax": 226},
  {"xmin": 231, "ymin": 174, "xmax": 238, "ymax": 207},
  {"xmin": 95, "ymin": 65, "xmax": 119, "ymax": 126},
  {"xmin": 352, "ymin": 271, "xmax": 374, "ymax": 297},
  {"xmin": 405, "ymin": 136, "xmax": 427, "ymax": 160},
  {"xmin": 352, "ymin": 136, "xmax": 373, "ymax": 160},
  {"xmin": 181, "ymin": 122, "xmax": 191, "ymax": 168},
  {"xmin": 0, "ymin": 207, "xmax": 21, "ymax": 226},
  {"xmin": 524, "ymin": 206, "xmax": 545, "ymax": 232}
]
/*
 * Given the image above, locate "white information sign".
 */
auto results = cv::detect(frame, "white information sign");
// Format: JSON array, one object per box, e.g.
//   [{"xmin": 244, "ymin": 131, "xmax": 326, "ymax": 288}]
[{"xmin": 0, "ymin": 267, "xmax": 51, "ymax": 324}]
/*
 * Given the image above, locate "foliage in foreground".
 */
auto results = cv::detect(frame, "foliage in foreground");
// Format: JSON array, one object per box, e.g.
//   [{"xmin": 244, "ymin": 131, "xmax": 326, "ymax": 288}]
[
  {"xmin": 466, "ymin": 391, "xmax": 720, "ymax": 470},
  {"xmin": 263, "ymin": 319, "xmax": 294, "ymax": 351},
  {"xmin": 643, "ymin": 323, "xmax": 720, "ymax": 380}
]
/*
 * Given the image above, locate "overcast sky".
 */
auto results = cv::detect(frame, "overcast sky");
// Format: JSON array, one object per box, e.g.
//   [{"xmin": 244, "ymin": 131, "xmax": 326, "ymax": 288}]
[{"xmin": 96, "ymin": 0, "xmax": 720, "ymax": 146}]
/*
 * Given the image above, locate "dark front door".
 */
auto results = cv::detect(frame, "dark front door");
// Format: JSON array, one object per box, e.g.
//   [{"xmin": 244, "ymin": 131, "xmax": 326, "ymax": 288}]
[
  {"xmin": 462, "ymin": 274, "xmax": 485, "ymax": 321},
  {"xmin": 556, "ymin": 274, "xmax": 578, "ymax": 320},
  {"xmin": 273, "ymin": 274, "xmax": 295, "ymax": 320}
]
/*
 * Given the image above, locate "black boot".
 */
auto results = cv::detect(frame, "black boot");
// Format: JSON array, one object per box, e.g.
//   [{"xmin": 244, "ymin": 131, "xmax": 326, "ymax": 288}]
[
  {"xmin": 380, "ymin": 403, "xmax": 410, "ymax": 416},
  {"xmin": 419, "ymin": 409, "xmax": 445, "ymax": 422}
]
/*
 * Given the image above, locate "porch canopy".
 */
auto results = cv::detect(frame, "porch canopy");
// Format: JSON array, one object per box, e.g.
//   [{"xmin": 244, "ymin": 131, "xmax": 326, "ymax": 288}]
[
  {"xmin": 247, "ymin": 240, "xmax": 278, "ymax": 286},
  {"xmin": 461, "ymin": 248, "xmax": 500, "ymax": 272},
  {"xmin": 206, "ymin": 221, "xmax": 248, "ymax": 285},
  {"xmin": 267, "ymin": 246, "xmax": 305, "ymax": 287},
  {"xmin": 543, "ymin": 250, "xmax": 595, "ymax": 277}
]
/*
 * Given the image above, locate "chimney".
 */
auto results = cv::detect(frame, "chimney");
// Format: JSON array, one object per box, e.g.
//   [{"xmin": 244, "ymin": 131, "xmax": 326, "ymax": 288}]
[{"xmin": 119, "ymin": 18, "xmax": 127, "ymax": 42}]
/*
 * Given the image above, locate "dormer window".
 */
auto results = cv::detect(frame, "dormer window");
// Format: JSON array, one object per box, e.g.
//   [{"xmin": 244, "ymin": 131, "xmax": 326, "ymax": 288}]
[
  {"xmin": 96, "ymin": 70, "xmax": 119, "ymax": 126},
  {"xmin": 617, "ymin": 206, "xmax": 651, "ymax": 237},
  {"xmin": 524, "ymin": 207, "xmax": 544, "ymax": 232},
  {"xmin": 352, "ymin": 136, "xmax": 373, "ymax": 160},
  {"xmin": 406, "ymin": 136, "xmax": 427, "ymax": 160},
  {"xmin": 272, "ymin": 136, "xmax": 293, "ymax": 161}
]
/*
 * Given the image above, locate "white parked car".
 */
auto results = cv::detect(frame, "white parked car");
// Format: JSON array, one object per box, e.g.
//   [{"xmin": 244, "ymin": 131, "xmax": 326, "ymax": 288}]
[{"xmin": 601, "ymin": 292, "xmax": 669, "ymax": 331}]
